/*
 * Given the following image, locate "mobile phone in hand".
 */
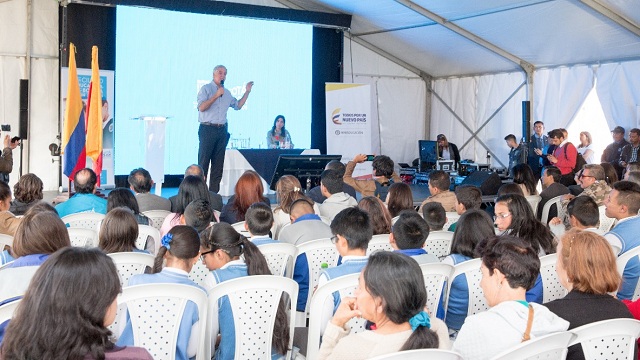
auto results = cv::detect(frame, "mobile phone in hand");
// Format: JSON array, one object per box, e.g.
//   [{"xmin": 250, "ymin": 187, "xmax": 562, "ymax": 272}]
[{"xmin": 366, "ymin": 155, "xmax": 375, "ymax": 161}]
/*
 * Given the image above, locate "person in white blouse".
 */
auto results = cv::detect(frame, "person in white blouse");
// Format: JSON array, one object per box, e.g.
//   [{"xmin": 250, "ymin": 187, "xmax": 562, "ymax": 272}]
[{"xmin": 577, "ymin": 131, "xmax": 595, "ymax": 164}]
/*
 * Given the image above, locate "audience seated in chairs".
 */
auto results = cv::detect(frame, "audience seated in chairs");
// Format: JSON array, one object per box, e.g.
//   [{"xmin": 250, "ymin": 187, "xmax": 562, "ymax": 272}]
[
  {"xmin": 107, "ymin": 187, "xmax": 150, "ymax": 226},
  {"xmin": 160, "ymin": 175, "xmax": 211, "ymax": 236},
  {"xmin": 0, "ymin": 247, "xmax": 152, "ymax": 359},
  {"xmin": 244, "ymin": 202, "xmax": 277, "ymax": 246},
  {"xmin": 55, "ymin": 168, "xmax": 107, "ymax": 218},
  {"xmin": 317, "ymin": 251, "xmax": 450, "ymax": 359},
  {"xmin": 99, "ymin": 208, "xmax": 148, "ymax": 254},
  {"xmin": 9, "ymin": 173, "xmax": 43, "ymax": 216},
  {"xmin": 390, "ymin": 210, "xmax": 438, "ymax": 265},
  {"xmin": 0, "ymin": 205, "xmax": 70, "ymax": 304},
  {"xmin": 550, "ymin": 196, "xmax": 601, "ymax": 234},
  {"xmin": 318, "ymin": 169, "xmax": 357, "ymax": 221},
  {"xmin": 279, "ymin": 199, "xmax": 332, "ymax": 246},
  {"xmin": 537, "ymin": 166, "xmax": 570, "ymax": 220},
  {"xmin": 128, "ymin": 167, "xmax": 171, "ymax": 212},
  {"xmin": 183, "ymin": 199, "xmax": 214, "ymax": 233},
  {"xmin": 386, "ymin": 182, "xmax": 415, "ymax": 218},
  {"xmin": 419, "ymin": 170, "xmax": 456, "ymax": 212},
  {"xmin": 117, "ymin": 226, "xmax": 205, "ymax": 360},
  {"xmin": 448, "ymin": 185, "xmax": 482, "ymax": 231},
  {"xmin": 545, "ymin": 229, "xmax": 633, "ymax": 360},
  {"xmin": 422, "ymin": 202, "xmax": 447, "ymax": 232},
  {"xmin": 358, "ymin": 196, "xmax": 392, "ymax": 235},
  {"xmin": 307, "ymin": 160, "xmax": 357, "ymax": 204},
  {"xmin": 0, "ymin": 182, "xmax": 21, "ymax": 237},
  {"xmin": 272, "ymin": 175, "xmax": 319, "ymax": 239},
  {"xmin": 452, "ymin": 236, "xmax": 569, "ymax": 360},
  {"xmin": 199, "ymin": 222, "xmax": 290, "ymax": 360},
  {"xmin": 219, "ymin": 170, "xmax": 270, "ymax": 224},
  {"xmin": 169, "ymin": 164, "xmax": 223, "ymax": 212},
  {"xmin": 343, "ymin": 154, "xmax": 400, "ymax": 200},
  {"xmin": 442, "ymin": 209, "xmax": 496, "ymax": 334},
  {"xmin": 512, "ymin": 163, "xmax": 538, "ymax": 196}
]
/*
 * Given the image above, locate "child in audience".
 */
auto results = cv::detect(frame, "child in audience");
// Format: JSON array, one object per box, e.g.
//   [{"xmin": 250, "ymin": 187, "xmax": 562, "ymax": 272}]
[
  {"xmin": 421, "ymin": 202, "xmax": 446, "ymax": 231},
  {"xmin": 117, "ymin": 226, "xmax": 205, "ymax": 360},
  {"xmin": 244, "ymin": 202, "xmax": 277, "ymax": 246},
  {"xmin": 357, "ymin": 196, "xmax": 392, "ymax": 235},
  {"xmin": 200, "ymin": 222, "xmax": 289, "ymax": 360},
  {"xmin": 183, "ymin": 199, "xmax": 214, "ymax": 232},
  {"xmin": 272, "ymin": 175, "xmax": 318, "ymax": 239},
  {"xmin": 386, "ymin": 182, "xmax": 415, "ymax": 218},
  {"xmin": 0, "ymin": 247, "xmax": 153, "ymax": 359},
  {"xmin": 0, "ymin": 181, "xmax": 21, "ymax": 237},
  {"xmin": 448, "ymin": 185, "xmax": 482, "ymax": 231},
  {"xmin": 390, "ymin": 210, "xmax": 438, "ymax": 264},
  {"xmin": 99, "ymin": 207, "xmax": 147, "ymax": 254}
]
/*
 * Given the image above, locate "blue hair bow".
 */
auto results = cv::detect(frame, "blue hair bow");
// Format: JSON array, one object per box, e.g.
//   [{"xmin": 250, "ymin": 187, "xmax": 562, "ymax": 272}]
[
  {"xmin": 409, "ymin": 311, "xmax": 431, "ymax": 331},
  {"xmin": 161, "ymin": 233, "xmax": 173, "ymax": 250}
]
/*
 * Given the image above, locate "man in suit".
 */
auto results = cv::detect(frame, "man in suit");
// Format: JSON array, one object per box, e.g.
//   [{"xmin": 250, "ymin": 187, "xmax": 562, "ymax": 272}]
[
  {"xmin": 169, "ymin": 164, "xmax": 223, "ymax": 212},
  {"xmin": 128, "ymin": 167, "xmax": 171, "ymax": 212},
  {"xmin": 528, "ymin": 121, "xmax": 549, "ymax": 183}
]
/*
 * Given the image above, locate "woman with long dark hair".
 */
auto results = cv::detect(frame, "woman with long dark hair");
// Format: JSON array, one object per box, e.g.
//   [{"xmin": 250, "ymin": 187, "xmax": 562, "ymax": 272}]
[
  {"xmin": 266, "ymin": 115, "xmax": 293, "ymax": 149},
  {"xmin": 106, "ymin": 187, "xmax": 150, "ymax": 225},
  {"xmin": 0, "ymin": 247, "xmax": 153, "ymax": 359},
  {"xmin": 200, "ymin": 222, "xmax": 290, "ymax": 359},
  {"xmin": 318, "ymin": 251, "xmax": 449, "ymax": 359},
  {"xmin": 160, "ymin": 175, "xmax": 210, "ymax": 236},
  {"xmin": 219, "ymin": 170, "xmax": 270, "ymax": 224},
  {"xmin": 386, "ymin": 182, "xmax": 415, "ymax": 218},
  {"xmin": 512, "ymin": 163, "xmax": 538, "ymax": 196}
]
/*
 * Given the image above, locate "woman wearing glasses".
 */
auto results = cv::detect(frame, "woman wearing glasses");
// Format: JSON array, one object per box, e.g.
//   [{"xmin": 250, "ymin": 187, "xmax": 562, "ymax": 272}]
[
  {"xmin": 199, "ymin": 222, "xmax": 290, "ymax": 360},
  {"xmin": 117, "ymin": 225, "xmax": 205, "ymax": 360}
]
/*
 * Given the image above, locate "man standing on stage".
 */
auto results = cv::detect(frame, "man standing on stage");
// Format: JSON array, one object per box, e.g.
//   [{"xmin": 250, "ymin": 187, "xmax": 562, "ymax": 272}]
[{"xmin": 197, "ymin": 65, "xmax": 254, "ymax": 192}]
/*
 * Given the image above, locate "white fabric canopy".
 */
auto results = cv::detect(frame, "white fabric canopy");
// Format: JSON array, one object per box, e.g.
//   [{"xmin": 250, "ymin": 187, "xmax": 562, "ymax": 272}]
[{"xmin": 596, "ymin": 60, "xmax": 640, "ymax": 132}]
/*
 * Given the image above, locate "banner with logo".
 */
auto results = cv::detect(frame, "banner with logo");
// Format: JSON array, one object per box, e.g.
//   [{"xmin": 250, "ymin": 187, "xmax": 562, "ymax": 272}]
[{"xmin": 326, "ymin": 83, "xmax": 372, "ymax": 177}]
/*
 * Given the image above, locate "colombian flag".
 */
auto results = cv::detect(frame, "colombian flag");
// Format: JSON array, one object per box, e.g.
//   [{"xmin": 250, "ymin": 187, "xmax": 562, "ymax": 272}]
[
  {"xmin": 62, "ymin": 43, "xmax": 86, "ymax": 180},
  {"xmin": 86, "ymin": 46, "xmax": 103, "ymax": 186}
]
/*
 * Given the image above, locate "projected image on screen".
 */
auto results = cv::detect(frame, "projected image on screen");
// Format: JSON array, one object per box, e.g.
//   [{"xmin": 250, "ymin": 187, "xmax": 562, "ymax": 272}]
[{"xmin": 115, "ymin": 6, "xmax": 312, "ymax": 174}]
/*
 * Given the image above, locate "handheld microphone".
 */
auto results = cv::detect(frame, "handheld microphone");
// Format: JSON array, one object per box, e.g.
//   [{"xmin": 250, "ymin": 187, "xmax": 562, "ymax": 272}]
[{"xmin": 220, "ymin": 79, "xmax": 225, "ymax": 87}]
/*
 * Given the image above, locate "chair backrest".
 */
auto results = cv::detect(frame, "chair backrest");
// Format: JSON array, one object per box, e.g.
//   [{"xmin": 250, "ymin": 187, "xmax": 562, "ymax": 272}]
[
  {"xmin": 446, "ymin": 258, "xmax": 489, "ymax": 317},
  {"xmin": 444, "ymin": 212, "xmax": 460, "ymax": 230},
  {"xmin": 188, "ymin": 260, "xmax": 211, "ymax": 290},
  {"xmin": 391, "ymin": 215, "xmax": 400, "ymax": 225},
  {"xmin": 137, "ymin": 224, "xmax": 161, "ymax": 255},
  {"xmin": 118, "ymin": 283, "xmax": 209, "ymax": 360},
  {"xmin": 61, "ymin": 212, "xmax": 105, "ymax": 230},
  {"xmin": 539, "ymin": 253, "xmax": 567, "ymax": 303},
  {"xmin": 296, "ymin": 238, "xmax": 340, "ymax": 314},
  {"xmin": 490, "ymin": 331, "xmax": 575, "ymax": 360},
  {"xmin": 0, "ymin": 298, "xmax": 21, "ymax": 325},
  {"xmin": 67, "ymin": 227, "xmax": 99, "ymax": 247},
  {"xmin": 525, "ymin": 195, "xmax": 542, "ymax": 215},
  {"xmin": 420, "ymin": 262, "xmax": 454, "ymax": 316},
  {"xmin": 367, "ymin": 234, "xmax": 393, "ymax": 254},
  {"xmin": 369, "ymin": 349, "xmax": 464, "ymax": 360},
  {"xmin": 598, "ymin": 205, "xmax": 616, "ymax": 233},
  {"xmin": 207, "ymin": 275, "xmax": 297, "ymax": 360},
  {"xmin": 0, "ymin": 234, "xmax": 14, "ymax": 251},
  {"xmin": 307, "ymin": 273, "xmax": 362, "ymax": 360},
  {"xmin": 540, "ymin": 195, "xmax": 564, "ymax": 225},
  {"xmin": 231, "ymin": 221, "xmax": 251, "ymax": 237},
  {"xmin": 616, "ymin": 246, "xmax": 640, "ymax": 300},
  {"xmin": 424, "ymin": 231, "xmax": 454, "ymax": 259},
  {"xmin": 141, "ymin": 210, "xmax": 171, "ymax": 231},
  {"xmin": 258, "ymin": 242, "xmax": 297, "ymax": 278},
  {"xmin": 107, "ymin": 252, "xmax": 155, "ymax": 287},
  {"xmin": 569, "ymin": 318, "xmax": 640, "ymax": 360}
]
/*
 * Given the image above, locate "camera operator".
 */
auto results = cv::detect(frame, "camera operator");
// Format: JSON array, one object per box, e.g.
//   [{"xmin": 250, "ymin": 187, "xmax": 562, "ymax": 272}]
[{"xmin": 0, "ymin": 127, "xmax": 20, "ymax": 183}]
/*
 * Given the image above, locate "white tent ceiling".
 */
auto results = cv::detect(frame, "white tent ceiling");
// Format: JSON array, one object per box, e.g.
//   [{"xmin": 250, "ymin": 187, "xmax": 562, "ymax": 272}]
[{"xmin": 278, "ymin": 0, "xmax": 640, "ymax": 78}]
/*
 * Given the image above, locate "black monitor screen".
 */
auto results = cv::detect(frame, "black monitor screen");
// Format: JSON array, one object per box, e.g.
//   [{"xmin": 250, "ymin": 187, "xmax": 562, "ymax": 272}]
[
  {"xmin": 419, "ymin": 140, "xmax": 438, "ymax": 164},
  {"xmin": 270, "ymin": 155, "xmax": 342, "ymax": 190}
]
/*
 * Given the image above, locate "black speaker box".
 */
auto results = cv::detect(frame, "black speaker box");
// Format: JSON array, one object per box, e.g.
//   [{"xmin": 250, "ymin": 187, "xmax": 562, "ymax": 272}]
[
  {"xmin": 19, "ymin": 79, "xmax": 29, "ymax": 140},
  {"xmin": 460, "ymin": 171, "xmax": 502, "ymax": 196}
]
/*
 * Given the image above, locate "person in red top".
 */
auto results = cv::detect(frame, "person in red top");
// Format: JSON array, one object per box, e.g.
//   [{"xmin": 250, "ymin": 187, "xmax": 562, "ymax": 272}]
[{"xmin": 546, "ymin": 129, "xmax": 577, "ymax": 186}]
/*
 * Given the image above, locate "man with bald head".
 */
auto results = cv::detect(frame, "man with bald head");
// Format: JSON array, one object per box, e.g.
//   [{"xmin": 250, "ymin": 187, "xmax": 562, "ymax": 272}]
[
  {"xmin": 55, "ymin": 168, "xmax": 107, "ymax": 217},
  {"xmin": 169, "ymin": 164, "xmax": 223, "ymax": 212},
  {"xmin": 278, "ymin": 198, "xmax": 332, "ymax": 246}
]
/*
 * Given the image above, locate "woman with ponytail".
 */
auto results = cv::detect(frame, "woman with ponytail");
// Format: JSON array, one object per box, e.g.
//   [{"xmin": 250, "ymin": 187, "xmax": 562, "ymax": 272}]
[
  {"xmin": 272, "ymin": 175, "xmax": 318, "ymax": 239},
  {"xmin": 200, "ymin": 222, "xmax": 290, "ymax": 359},
  {"xmin": 318, "ymin": 251, "xmax": 450, "ymax": 359},
  {"xmin": 116, "ymin": 225, "xmax": 205, "ymax": 360}
]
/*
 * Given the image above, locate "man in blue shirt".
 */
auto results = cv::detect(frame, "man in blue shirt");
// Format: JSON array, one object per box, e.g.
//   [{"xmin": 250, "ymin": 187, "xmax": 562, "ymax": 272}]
[
  {"xmin": 196, "ymin": 65, "xmax": 254, "ymax": 192},
  {"xmin": 55, "ymin": 168, "xmax": 107, "ymax": 217}
]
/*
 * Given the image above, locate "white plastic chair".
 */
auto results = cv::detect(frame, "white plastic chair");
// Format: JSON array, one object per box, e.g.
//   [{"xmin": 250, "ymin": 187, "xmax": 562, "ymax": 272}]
[
  {"xmin": 539, "ymin": 253, "xmax": 567, "ymax": 303},
  {"xmin": 391, "ymin": 215, "xmax": 400, "ymax": 225},
  {"xmin": 424, "ymin": 231, "xmax": 454, "ymax": 259},
  {"xmin": 616, "ymin": 246, "xmax": 640, "ymax": 300},
  {"xmin": 420, "ymin": 262, "xmax": 454, "ymax": 317},
  {"xmin": 569, "ymin": 318, "xmax": 640, "ymax": 360},
  {"xmin": 369, "ymin": 349, "xmax": 464, "ymax": 360},
  {"xmin": 0, "ymin": 234, "xmax": 13, "ymax": 251},
  {"xmin": 296, "ymin": 238, "xmax": 340, "ymax": 323},
  {"xmin": 107, "ymin": 252, "xmax": 155, "ymax": 287},
  {"xmin": 540, "ymin": 195, "xmax": 564, "ymax": 225},
  {"xmin": 258, "ymin": 242, "xmax": 297, "ymax": 278},
  {"xmin": 0, "ymin": 298, "xmax": 21, "ymax": 325},
  {"xmin": 141, "ymin": 210, "xmax": 171, "ymax": 231},
  {"xmin": 490, "ymin": 331, "xmax": 575, "ymax": 360},
  {"xmin": 207, "ymin": 275, "xmax": 297, "ymax": 360},
  {"xmin": 306, "ymin": 273, "xmax": 363, "ymax": 360},
  {"xmin": 118, "ymin": 283, "xmax": 209, "ymax": 360},
  {"xmin": 61, "ymin": 212, "xmax": 105, "ymax": 230},
  {"xmin": 445, "ymin": 258, "xmax": 489, "ymax": 318},
  {"xmin": 444, "ymin": 212, "xmax": 460, "ymax": 230},
  {"xmin": 230, "ymin": 221, "xmax": 251, "ymax": 237},
  {"xmin": 67, "ymin": 227, "xmax": 99, "ymax": 247},
  {"xmin": 188, "ymin": 260, "xmax": 211, "ymax": 290},
  {"xmin": 598, "ymin": 205, "xmax": 616, "ymax": 233},
  {"xmin": 367, "ymin": 234, "xmax": 393, "ymax": 254},
  {"xmin": 525, "ymin": 194, "xmax": 542, "ymax": 215},
  {"xmin": 137, "ymin": 224, "xmax": 161, "ymax": 255}
]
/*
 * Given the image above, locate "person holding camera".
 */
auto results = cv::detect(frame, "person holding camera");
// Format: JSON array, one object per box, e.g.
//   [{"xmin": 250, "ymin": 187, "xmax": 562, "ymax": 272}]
[
  {"xmin": 343, "ymin": 154, "xmax": 400, "ymax": 200},
  {"xmin": 0, "ymin": 128, "xmax": 19, "ymax": 183}
]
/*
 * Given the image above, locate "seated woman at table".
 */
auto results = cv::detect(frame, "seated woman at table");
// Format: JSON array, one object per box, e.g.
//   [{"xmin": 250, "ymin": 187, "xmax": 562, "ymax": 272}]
[{"xmin": 266, "ymin": 115, "xmax": 293, "ymax": 149}]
